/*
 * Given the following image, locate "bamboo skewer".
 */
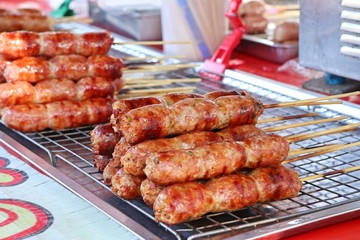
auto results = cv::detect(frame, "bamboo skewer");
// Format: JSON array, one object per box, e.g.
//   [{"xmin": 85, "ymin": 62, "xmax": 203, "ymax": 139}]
[
  {"xmin": 300, "ymin": 165, "xmax": 360, "ymax": 182},
  {"xmin": 263, "ymin": 116, "xmax": 348, "ymax": 132},
  {"xmin": 117, "ymin": 86, "xmax": 197, "ymax": 99},
  {"xmin": 114, "ymin": 41, "xmax": 192, "ymax": 45},
  {"xmin": 286, "ymin": 122, "xmax": 360, "ymax": 143},
  {"xmin": 287, "ymin": 144, "xmax": 344, "ymax": 157},
  {"xmin": 123, "ymin": 63, "xmax": 199, "ymax": 71},
  {"xmin": 284, "ymin": 141, "xmax": 360, "ymax": 164},
  {"xmin": 124, "ymin": 78, "xmax": 201, "ymax": 86},
  {"xmin": 257, "ymin": 113, "xmax": 318, "ymax": 123},
  {"xmin": 52, "ymin": 16, "xmax": 93, "ymax": 24},
  {"xmin": 123, "ymin": 55, "xmax": 186, "ymax": 61},
  {"xmin": 265, "ymin": 91, "xmax": 359, "ymax": 108}
]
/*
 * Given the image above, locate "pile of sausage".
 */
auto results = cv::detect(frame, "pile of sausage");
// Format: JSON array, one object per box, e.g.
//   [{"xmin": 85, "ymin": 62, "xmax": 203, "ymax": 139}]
[
  {"xmin": 0, "ymin": 8, "xmax": 87, "ymax": 32},
  {"xmin": 0, "ymin": 31, "xmax": 124, "ymax": 132},
  {"xmin": 90, "ymin": 90, "xmax": 303, "ymax": 225}
]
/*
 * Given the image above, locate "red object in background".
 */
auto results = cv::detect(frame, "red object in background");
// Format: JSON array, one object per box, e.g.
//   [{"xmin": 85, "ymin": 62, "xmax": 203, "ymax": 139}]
[
  {"xmin": 0, "ymin": 0, "xmax": 52, "ymax": 13},
  {"xmin": 286, "ymin": 217, "xmax": 360, "ymax": 240},
  {"xmin": 203, "ymin": 0, "xmax": 246, "ymax": 75}
]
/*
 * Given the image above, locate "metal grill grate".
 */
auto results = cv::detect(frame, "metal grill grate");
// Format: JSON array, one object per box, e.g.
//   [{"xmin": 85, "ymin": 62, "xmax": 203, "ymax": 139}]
[
  {"xmin": 2, "ymin": 67, "xmax": 359, "ymax": 239},
  {"xmin": 1, "ymin": 22, "xmax": 358, "ymax": 239}
]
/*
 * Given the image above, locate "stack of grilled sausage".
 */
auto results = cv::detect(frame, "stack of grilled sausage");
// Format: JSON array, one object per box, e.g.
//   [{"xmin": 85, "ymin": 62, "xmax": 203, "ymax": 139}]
[
  {"xmin": 90, "ymin": 90, "xmax": 303, "ymax": 225},
  {"xmin": 0, "ymin": 31, "xmax": 124, "ymax": 132}
]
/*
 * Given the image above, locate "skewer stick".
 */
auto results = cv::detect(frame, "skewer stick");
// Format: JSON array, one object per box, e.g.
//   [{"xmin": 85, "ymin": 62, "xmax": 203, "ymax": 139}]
[
  {"xmin": 123, "ymin": 64, "xmax": 199, "ymax": 74},
  {"xmin": 124, "ymin": 63, "xmax": 199, "ymax": 71},
  {"xmin": 300, "ymin": 165, "xmax": 360, "ymax": 182},
  {"xmin": 287, "ymin": 144, "xmax": 344, "ymax": 157},
  {"xmin": 124, "ymin": 78, "xmax": 201, "ymax": 85},
  {"xmin": 52, "ymin": 16, "xmax": 93, "ymax": 24},
  {"xmin": 123, "ymin": 55, "xmax": 186, "ymax": 61},
  {"xmin": 114, "ymin": 41, "xmax": 192, "ymax": 45},
  {"xmin": 284, "ymin": 141, "xmax": 360, "ymax": 164},
  {"xmin": 263, "ymin": 116, "xmax": 348, "ymax": 132},
  {"xmin": 123, "ymin": 76, "xmax": 155, "ymax": 81},
  {"xmin": 286, "ymin": 122, "xmax": 360, "ymax": 143},
  {"xmin": 257, "ymin": 113, "xmax": 318, "ymax": 123},
  {"xmin": 265, "ymin": 91, "xmax": 359, "ymax": 108},
  {"xmin": 118, "ymin": 86, "xmax": 196, "ymax": 98},
  {"xmin": 118, "ymin": 89, "xmax": 196, "ymax": 99},
  {"xmin": 121, "ymin": 86, "xmax": 196, "ymax": 95}
]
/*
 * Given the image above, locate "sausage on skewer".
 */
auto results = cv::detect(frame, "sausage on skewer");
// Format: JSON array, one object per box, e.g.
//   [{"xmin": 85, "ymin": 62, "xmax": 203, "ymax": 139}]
[
  {"xmin": 110, "ymin": 90, "xmax": 247, "ymax": 129},
  {"xmin": 0, "ymin": 77, "xmax": 123, "ymax": 108},
  {"xmin": 153, "ymin": 165, "xmax": 302, "ymax": 225},
  {"xmin": 0, "ymin": 14, "xmax": 52, "ymax": 32},
  {"xmin": 144, "ymin": 133, "xmax": 289, "ymax": 185},
  {"xmin": 118, "ymin": 124, "xmax": 263, "ymax": 177},
  {"xmin": 111, "ymin": 168, "xmax": 145, "ymax": 199},
  {"xmin": 140, "ymin": 179, "xmax": 165, "ymax": 206},
  {"xmin": 110, "ymin": 125, "xmax": 264, "ymax": 198},
  {"xmin": 90, "ymin": 123, "xmax": 121, "ymax": 172},
  {"xmin": 114, "ymin": 94, "xmax": 264, "ymax": 144},
  {"xmin": 3, "ymin": 54, "xmax": 124, "ymax": 83},
  {"xmin": 1, "ymin": 98, "xmax": 113, "ymax": 132},
  {"xmin": 0, "ymin": 31, "xmax": 113, "ymax": 59}
]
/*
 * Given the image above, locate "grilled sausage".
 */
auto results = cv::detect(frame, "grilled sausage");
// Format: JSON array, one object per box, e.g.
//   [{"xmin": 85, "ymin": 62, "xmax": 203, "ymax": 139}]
[
  {"xmin": 1, "ymin": 98, "xmax": 113, "ymax": 132},
  {"xmin": 90, "ymin": 123, "xmax": 121, "ymax": 157},
  {"xmin": 119, "ymin": 125, "xmax": 263, "ymax": 177},
  {"xmin": 153, "ymin": 165, "xmax": 302, "ymax": 225},
  {"xmin": 0, "ymin": 31, "xmax": 113, "ymax": 59},
  {"xmin": 273, "ymin": 21, "xmax": 299, "ymax": 43},
  {"xmin": 114, "ymin": 94, "xmax": 264, "ymax": 144},
  {"xmin": 111, "ymin": 168, "xmax": 145, "ymax": 199},
  {"xmin": 0, "ymin": 14, "xmax": 52, "ymax": 32},
  {"xmin": 0, "ymin": 77, "xmax": 123, "ymax": 108},
  {"xmin": 140, "ymin": 179, "xmax": 165, "ymax": 206},
  {"xmin": 144, "ymin": 133, "xmax": 289, "ymax": 185},
  {"xmin": 110, "ymin": 91, "xmax": 244, "ymax": 130},
  {"xmin": 3, "ymin": 55, "xmax": 123, "ymax": 83}
]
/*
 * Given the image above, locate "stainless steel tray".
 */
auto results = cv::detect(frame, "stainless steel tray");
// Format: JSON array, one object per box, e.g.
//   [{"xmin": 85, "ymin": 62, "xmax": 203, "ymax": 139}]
[
  {"xmin": 237, "ymin": 34, "xmax": 298, "ymax": 64},
  {"xmin": 1, "ymin": 23, "xmax": 359, "ymax": 239}
]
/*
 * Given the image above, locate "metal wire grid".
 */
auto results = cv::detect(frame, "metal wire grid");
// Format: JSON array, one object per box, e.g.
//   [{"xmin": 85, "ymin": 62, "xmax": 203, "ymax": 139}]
[{"xmin": 2, "ymin": 68, "xmax": 357, "ymax": 239}]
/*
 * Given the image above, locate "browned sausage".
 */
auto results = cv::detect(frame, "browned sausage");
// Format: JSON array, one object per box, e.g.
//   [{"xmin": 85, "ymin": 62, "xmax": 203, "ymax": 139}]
[
  {"xmin": 140, "ymin": 179, "xmax": 164, "ymax": 206},
  {"xmin": 0, "ymin": 77, "xmax": 123, "ymax": 108},
  {"xmin": 144, "ymin": 133, "xmax": 289, "ymax": 185},
  {"xmin": 114, "ymin": 94, "xmax": 264, "ymax": 144},
  {"xmin": 111, "ymin": 168, "xmax": 145, "ymax": 199},
  {"xmin": 0, "ymin": 31, "xmax": 113, "ymax": 59},
  {"xmin": 1, "ymin": 98, "xmax": 113, "ymax": 132},
  {"xmin": 3, "ymin": 55, "xmax": 123, "ymax": 83},
  {"xmin": 120, "ymin": 125, "xmax": 263, "ymax": 177},
  {"xmin": 273, "ymin": 21, "xmax": 299, "ymax": 43},
  {"xmin": 153, "ymin": 165, "xmax": 302, "ymax": 225}
]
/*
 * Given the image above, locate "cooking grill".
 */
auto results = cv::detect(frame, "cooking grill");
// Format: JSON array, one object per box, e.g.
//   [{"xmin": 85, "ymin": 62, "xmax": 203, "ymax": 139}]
[{"xmin": 1, "ymin": 23, "xmax": 359, "ymax": 239}]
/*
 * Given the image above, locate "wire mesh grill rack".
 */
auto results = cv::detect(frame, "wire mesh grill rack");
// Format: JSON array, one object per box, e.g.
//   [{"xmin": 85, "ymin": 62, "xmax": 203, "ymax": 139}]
[
  {"xmin": 2, "ymin": 67, "xmax": 359, "ymax": 239},
  {"xmin": 1, "ymin": 22, "xmax": 359, "ymax": 239}
]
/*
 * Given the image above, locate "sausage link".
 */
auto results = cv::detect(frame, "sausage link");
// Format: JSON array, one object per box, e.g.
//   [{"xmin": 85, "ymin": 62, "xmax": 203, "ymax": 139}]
[
  {"xmin": 0, "ymin": 31, "xmax": 113, "ymax": 59},
  {"xmin": 3, "ymin": 55, "xmax": 123, "ymax": 83},
  {"xmin": 153, "ymin": 165, "xmax": 302, "ymax": 225},
  {"xmin": 0, "ymin": 14, "xmax": 52, "ymax": 32},
  {"xmin": 144, "ymin": 133, "xmax": 289, "ymax": 185},
  {"xmin": 140, "ymin": 179, "xmax": 164, "ymax": 206},
  {"xmin": 120, "ymin": 125, "xmax": 263, "ymax": 177},
  {"xmin": 116, "ymin": 94, "xmax": 264, "ymax": 144},
  {"xmin": 111, "ymin": 168, "xmax": 145, "ymax": 199},
  {"xmin": 102, "ymin": 138, "xmax": 131, "ymax": 185},
  {"xmin": 90, "ymin": 123, "xmax": 121, "ymax": 156},
  {"xmin": 0, "ymin": 77, "xmax": 123, "ymax": 108},
  {"xmin": 1, "ymin": 98, "xmax": 113, "ymax": 132}
]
